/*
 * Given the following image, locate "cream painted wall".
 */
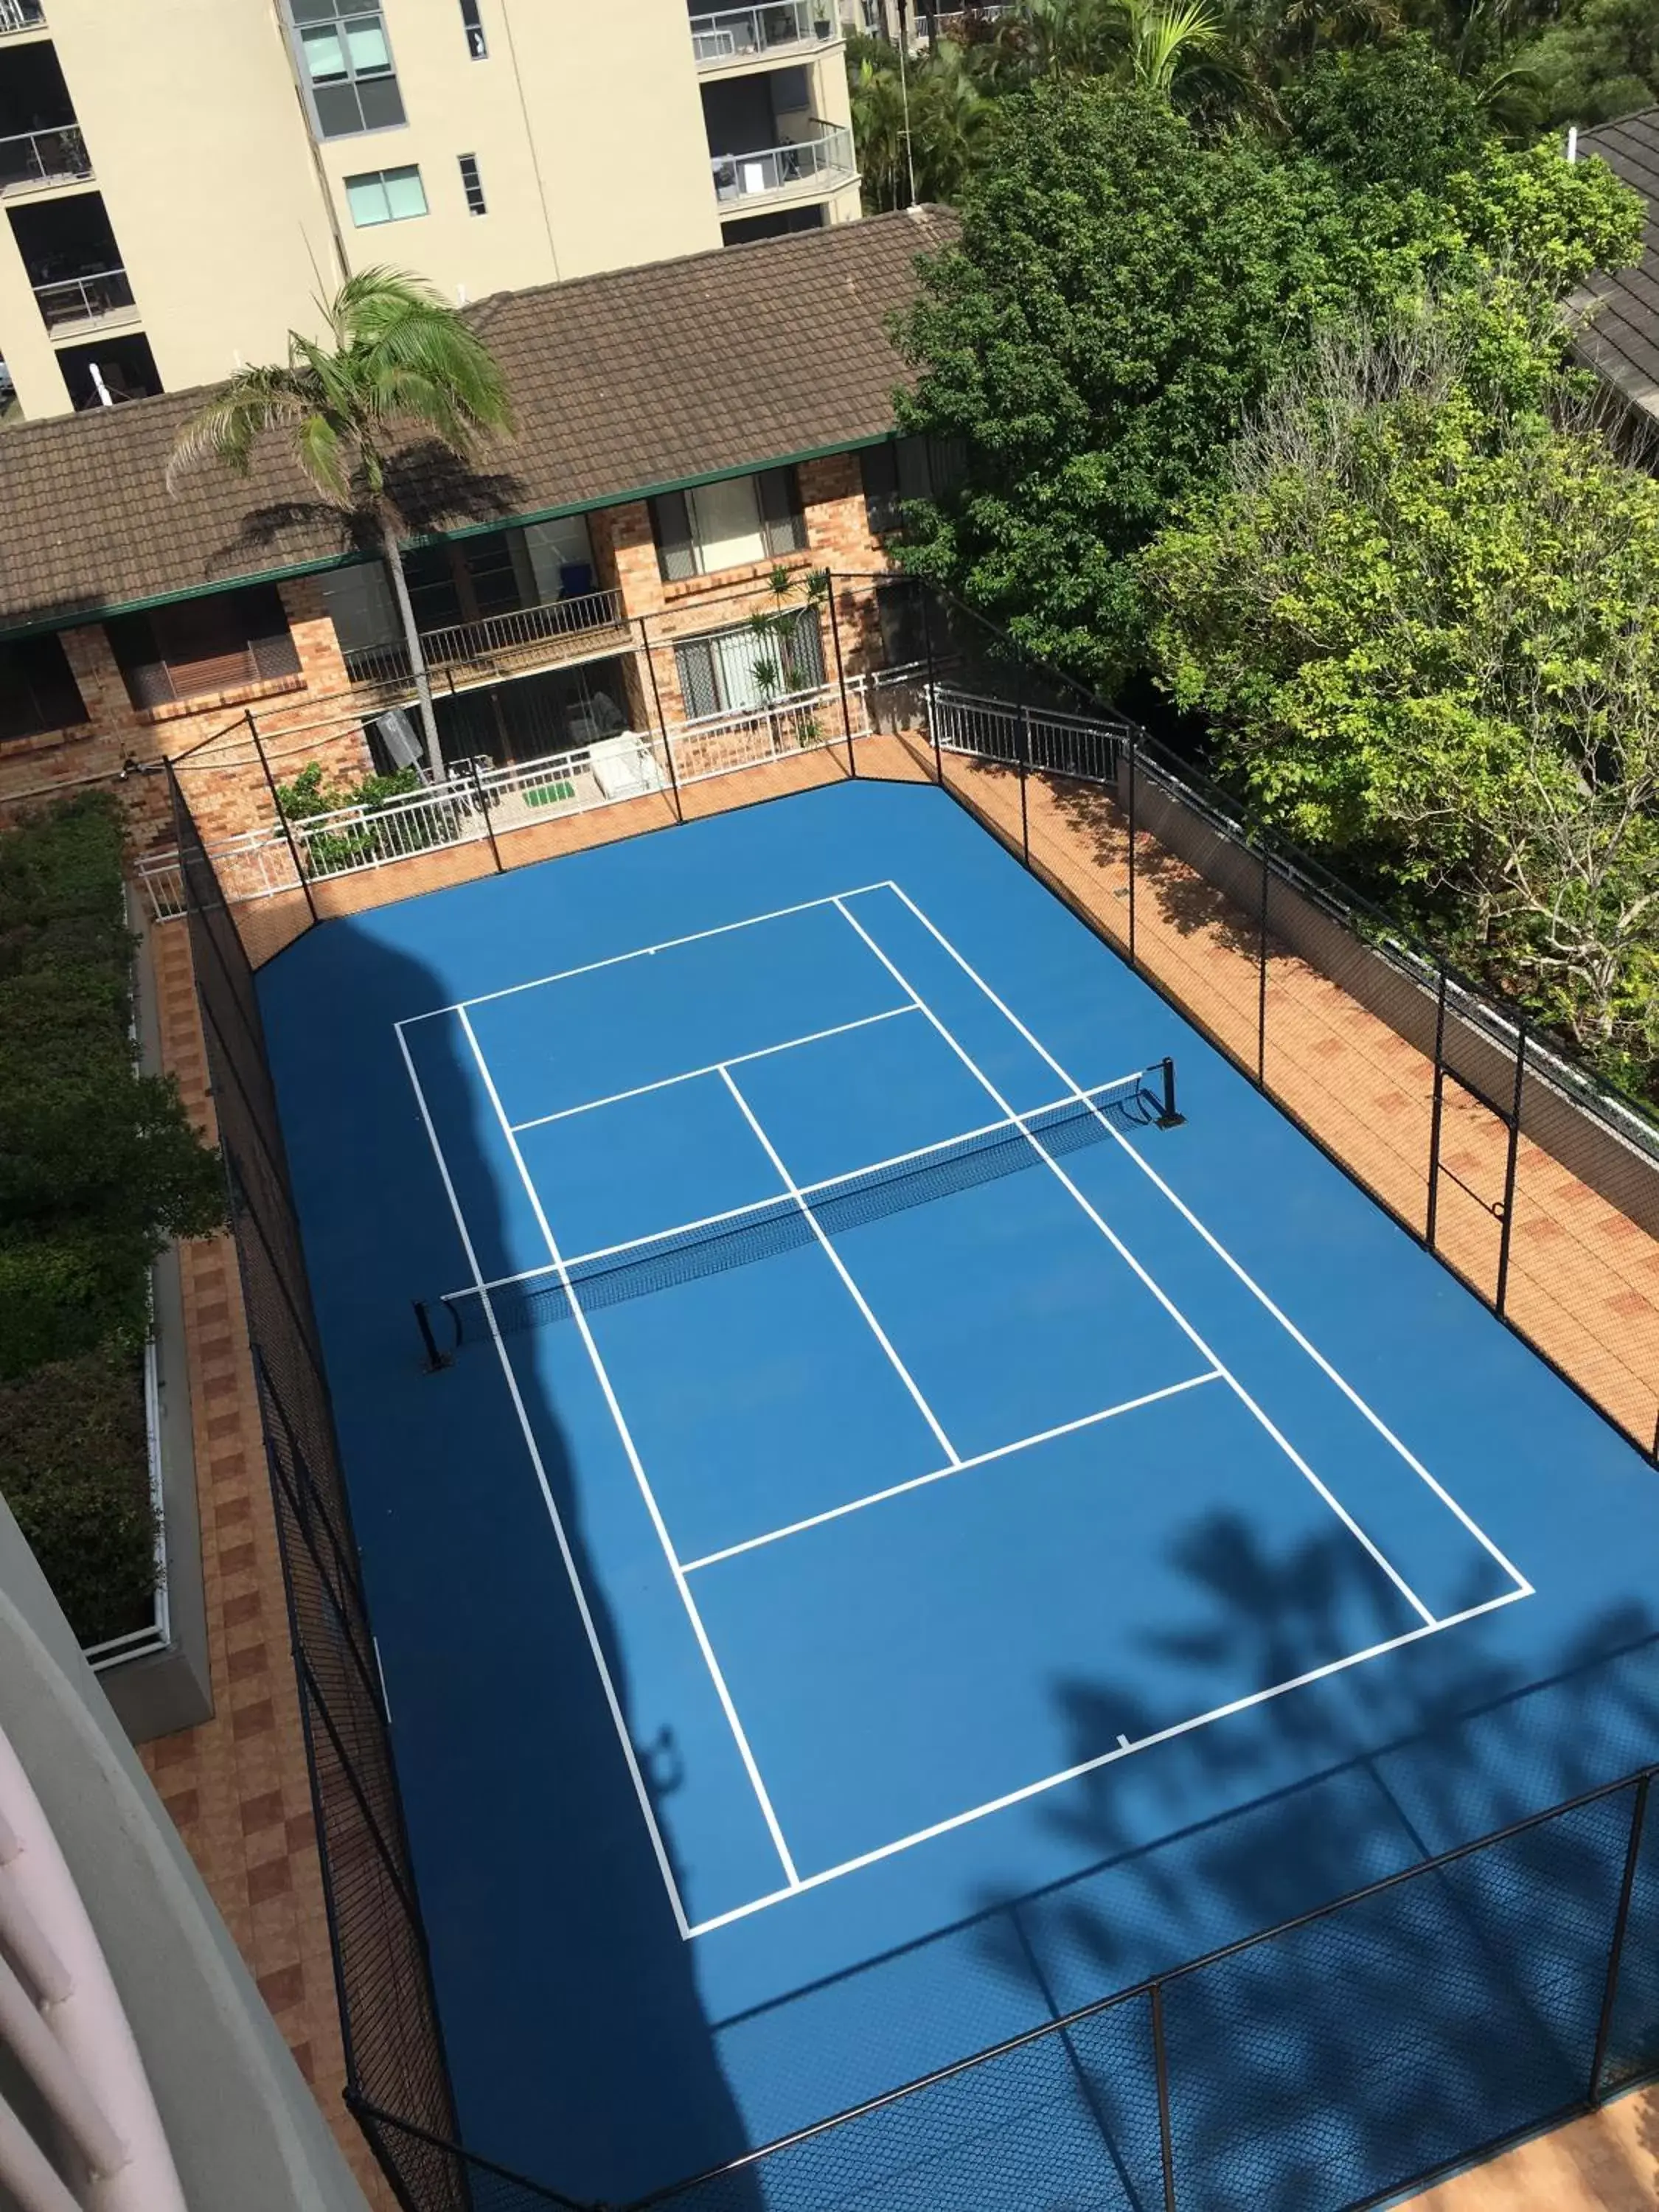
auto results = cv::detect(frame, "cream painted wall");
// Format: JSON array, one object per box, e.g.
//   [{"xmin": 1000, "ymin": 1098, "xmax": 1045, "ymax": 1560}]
[{"xmin": 40, "ymin": 0, "xmax": 344, "ymax": 394}]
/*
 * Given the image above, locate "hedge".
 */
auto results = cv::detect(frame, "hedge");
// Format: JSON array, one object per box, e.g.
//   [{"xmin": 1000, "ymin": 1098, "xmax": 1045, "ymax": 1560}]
[{"xmin": 0, "ymin": 792, "xmax": 224, "ymax": 1646}]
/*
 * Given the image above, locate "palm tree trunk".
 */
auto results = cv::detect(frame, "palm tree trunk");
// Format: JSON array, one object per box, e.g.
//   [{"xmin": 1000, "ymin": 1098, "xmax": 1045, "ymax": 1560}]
[{"xmin": 378, "ymin": 517, "xmax": 445, "ymax": 780}]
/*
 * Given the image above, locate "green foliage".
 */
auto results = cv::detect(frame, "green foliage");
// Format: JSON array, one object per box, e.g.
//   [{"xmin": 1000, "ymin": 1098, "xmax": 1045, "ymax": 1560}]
[
  {"xmin": 848, "ymin": 33, "xmax": 992, "ymax": 209},
  {"xmin": 1285, "ymin": 37, "xmax": 1493, "ymax": 192},
  {"xmin": 1506, "ymin": 0, "xmax": 1656, "ymax": 128},
  {"xmin": 1141, "ymin": 318, "xmax": 1659, "ymax": 1078},
  {"xmin": 0, "ymin": 793, "xmax": 223, "ymax": 1641},
  {"xmin": 894, "ymin": 80, "xmax": 1355, "ymax": 679},
  {"xmin": 275, "ymin": 760, "xmax": 428, "ymax": 874},
  {"xmin": 0, "ymin": 1346, "xmax": 157, "ymax": 1648}
]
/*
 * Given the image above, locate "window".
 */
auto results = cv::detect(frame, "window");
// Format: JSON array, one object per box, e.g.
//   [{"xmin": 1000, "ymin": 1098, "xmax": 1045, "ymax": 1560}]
[
  {"xmin": 288, "ymin": 0, "xmax": 405, "ymax": 136},
  {"xmin": 459, "ymin": 0, "xmax": 487, "ymax": 58},
  {"xmin": 345, "ymin": 164, "xmax": 427, "ymax": 226},
  {"xmin": 0, "ymin": 632, "xmax": 87, "ymax": 745},
  {"xmin": 650, "ymin": 467, "xmax": 806, "ymax": 582},
  {"xmin": 860, "ymin": 434, "xmax": 966, "ymax": 535},
  {"xmin": 105, "ymin": 587, "xmax": 300, "ymax": 710},
  {"xmin": 674, "ymin": 611, "xmax": 824, "ymax": 720},
  {"xmin": 459, "ymin": 153, "xmax": 487, "ymax": 215}
]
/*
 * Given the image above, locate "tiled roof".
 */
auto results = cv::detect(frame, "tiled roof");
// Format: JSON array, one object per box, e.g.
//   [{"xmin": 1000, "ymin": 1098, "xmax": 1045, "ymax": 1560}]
[
  {"xmin": 0, "ymin": 208, "xmax": 956, "ymax": 636},
  {"xmin": 1576, "ymin": 110, "xmax": 1659, "ymax": 422}
]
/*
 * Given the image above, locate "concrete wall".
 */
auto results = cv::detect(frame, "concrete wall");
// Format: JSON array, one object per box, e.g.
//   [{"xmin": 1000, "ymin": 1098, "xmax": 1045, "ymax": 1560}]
[{"xmin": 0, "ymin": 1489, "xmax": 371, "ymax": 2212}]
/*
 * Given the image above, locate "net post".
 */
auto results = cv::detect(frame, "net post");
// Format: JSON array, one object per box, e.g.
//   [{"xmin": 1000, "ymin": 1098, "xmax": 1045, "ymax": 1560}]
[
  {"xmin": 1590, "ymin": 1770, "xmax": 1649, "ymax": 2101},
  {"xmin": 413, "ymin": 1300, "xmax": 452, "ymax": 1373},
  {"xmin": 1154, "ymin": 1057, "xmax": 1182, "ymax": 1128},
  {"xmin": 1425, "ymin": 964, "xmax": 1448, "ymax": 1250},
  {"xmin": 1495, "ymin": 1017, "xmax": 1527, "ymax": 1318},
  {"xmin": 825, "ymin": 574, "xmax": 858, "ymax": 779},
  {"xmin": 640, "ymin": 613, "xmax": 685, "ymax": 824},
  {"xmin": 467, "ymin": 752, "xmax": 504, "ymax": 874}
]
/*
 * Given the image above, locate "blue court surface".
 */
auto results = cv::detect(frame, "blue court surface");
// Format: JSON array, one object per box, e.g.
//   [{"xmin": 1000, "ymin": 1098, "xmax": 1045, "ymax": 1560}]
[{"xmin": 258, "ymin": 781, "xmax": 1659, "ymax": 2204}]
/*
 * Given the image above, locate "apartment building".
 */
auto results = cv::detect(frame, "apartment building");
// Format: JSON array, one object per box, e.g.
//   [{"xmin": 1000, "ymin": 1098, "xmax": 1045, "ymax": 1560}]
[
  {"xmin": 0, "ymin": 212, "xmax": 953, "ymax": 850},
  {"xmin": 0, "ymin": 0, "xmax": 866, "ymax": 423}
]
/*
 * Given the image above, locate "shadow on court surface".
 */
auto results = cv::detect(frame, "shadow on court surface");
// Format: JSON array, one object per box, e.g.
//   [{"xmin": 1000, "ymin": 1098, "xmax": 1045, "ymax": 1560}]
[{"xmin": 269, "ymin": 925, "xmax": 762, "ymax": 2208}]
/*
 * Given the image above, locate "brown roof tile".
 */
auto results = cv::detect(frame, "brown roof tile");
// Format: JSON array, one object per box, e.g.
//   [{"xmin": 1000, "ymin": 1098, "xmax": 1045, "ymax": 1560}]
[
  {"xmin": 0, "ymin": 208, "xmax": 956, "ymax": 634},
  {"xmin": 1576, "ymin": 110, "xmax": 1659, "ymax": 422}
]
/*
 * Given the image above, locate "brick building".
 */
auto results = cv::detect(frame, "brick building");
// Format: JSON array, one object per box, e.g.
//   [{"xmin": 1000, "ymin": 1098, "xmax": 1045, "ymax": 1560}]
[{"xmin": 0, "ymin": 207, "xmax": 957, "ymax": 860}]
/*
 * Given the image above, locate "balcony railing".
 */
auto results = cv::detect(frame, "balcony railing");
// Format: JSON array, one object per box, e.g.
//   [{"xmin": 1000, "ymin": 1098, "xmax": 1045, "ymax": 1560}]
[
  {"xmin": 690, "ymin": 1, "xmax": 839, "ymax": 65},
  {"xmin": 0, "ymin": 0, "xmax": 46, "ymax": 32},
  {"xmin": 712, "ymin": 121, "xmax": 855, "ymax": 203},
  {"xmin": 343, "ymin": 585, "xmax": 630, "ymax": 688},
  {"xmin": 32, "ymin": 265, "xmax": 134, "ymax": 333},
  {"xmin": 0, "ymin": 124, "xmax": 90, "ymax": 195}
]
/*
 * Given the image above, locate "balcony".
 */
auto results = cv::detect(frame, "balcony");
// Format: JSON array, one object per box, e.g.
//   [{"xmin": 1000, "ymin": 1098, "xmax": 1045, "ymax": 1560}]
[
  {"xmin": 712, "ymin": 120, "xmax": 855, "ymax": 206},
  {"xmin": 0, "ymin": 122, "xmax": 88, "ymax": 196},
  {"xmin": 690, "ymin": 1, "xmax": 841, "ymax": 70},
  {"xmin": 0, "ymin": 0, "xmax": 46, "ymax": 32},
  {"xmin": 32, "ymin": 264, "xmax": 135, "ymax": 334},
  {"xmin": 343, "ymin": 585, "xmax": 633, "ymax": 691}
]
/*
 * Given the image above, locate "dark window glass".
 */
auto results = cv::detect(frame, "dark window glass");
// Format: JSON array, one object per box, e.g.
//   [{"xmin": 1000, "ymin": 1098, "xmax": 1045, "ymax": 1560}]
[
  {"xmin": 459, "ymin": 0, "xmax": 487, "ymax": 58},
  {"xmin": 860, "ymin": 442, "xmax": 900, "ymax": 536},
  {"xmin": 459, "ymin": 153, "xmax": 487, "ymax": 215},
  {"xmin": 0, "ymin": 633, "xmax": 87, "ymax": 744},
  {"xmin": 650, "ymin": 490, "xmax": 698, "ymax": 584},
  {"xmin": 675, "ymin": 639, "xmax": 719, "ymax": 720},
  {"xmin": 355, "ymin": 75, "xmax": 406, "ymax": 131},
  {"xmin": 757, "ymin": 465, "xmax": 806, "ymax": 556},
  {"xmin": 106, "ymin": 585, "xmax": 298, "ymax": 709}
]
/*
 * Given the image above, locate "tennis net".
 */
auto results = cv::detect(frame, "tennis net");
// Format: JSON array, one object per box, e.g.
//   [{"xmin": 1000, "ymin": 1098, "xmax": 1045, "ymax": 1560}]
[{"xmin": 417, "ymin": 1058, "xmax": 1178, "ymax": 1365}]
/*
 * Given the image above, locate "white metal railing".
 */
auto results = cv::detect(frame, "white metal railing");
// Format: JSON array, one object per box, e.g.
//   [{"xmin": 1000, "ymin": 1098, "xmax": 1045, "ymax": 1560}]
[
  {"xmin": 342, "ymin": 585, "xmax": 627, "ymax": 689},
  {"xmin": 0, "ymin": 0, "xmax": 45, "ymax": 30},
  {"xmin": 690, "ymin": 1, "xmax": 838, "ymax": 64},
  {"xmin": 712, "ymin": 122, "xmax": 855, "ymax": 202},
  {"xmin": 135, "ymin": 681, "xmax": 866, "ymax": 911},
  {"xmin": 82, "ymin": 1307, "xmax": 170, "ymax": 1673},
  {"xmin": 32, "ymin": 266, "xmax": 133, "ymax": 332},
  {"xmin": 0, "ymin": 1726, "xmax": 187, "ymax": 2212},
  {"xmin": 0, "ymin": 125, "xmax": 88, "ymax": 195}
]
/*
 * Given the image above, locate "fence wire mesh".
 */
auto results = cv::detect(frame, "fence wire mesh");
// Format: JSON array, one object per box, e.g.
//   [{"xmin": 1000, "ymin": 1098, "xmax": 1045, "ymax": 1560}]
[{"xmin": 157, "ymin": 580, "xmax": 1659, "ymax": 2212}]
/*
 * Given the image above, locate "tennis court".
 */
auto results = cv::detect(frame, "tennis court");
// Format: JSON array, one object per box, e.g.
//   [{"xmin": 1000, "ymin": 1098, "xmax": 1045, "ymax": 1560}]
[{"xmin": 257, "ymin": 779, "xmax": 1659, "ymax": 2206}]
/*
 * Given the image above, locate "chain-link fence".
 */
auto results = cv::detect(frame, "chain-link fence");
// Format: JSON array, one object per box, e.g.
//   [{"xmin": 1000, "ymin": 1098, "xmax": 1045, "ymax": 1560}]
[{"xmin": 160, "ymin": 580, "xmax": 1659, "ymax": 2212}]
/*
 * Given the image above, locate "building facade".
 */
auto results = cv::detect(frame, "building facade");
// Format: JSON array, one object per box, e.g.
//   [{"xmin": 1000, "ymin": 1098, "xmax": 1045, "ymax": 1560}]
[
  {"xmin": 0, "ymin": 211, "xmax": 953, "ymax": 857},
  {"xmin": 0, "ymin": 0, "xmax": 865, "ymax": 422}
]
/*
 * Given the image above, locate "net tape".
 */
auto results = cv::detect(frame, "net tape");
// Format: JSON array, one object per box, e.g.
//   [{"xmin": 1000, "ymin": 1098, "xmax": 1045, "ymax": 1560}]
[{"xmin": 439, "ymin": 1065, "xmax": 1175, "ymax": 1349}]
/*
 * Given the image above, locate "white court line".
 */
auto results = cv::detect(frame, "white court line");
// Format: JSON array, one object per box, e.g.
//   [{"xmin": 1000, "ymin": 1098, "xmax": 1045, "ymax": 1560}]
[
  {"xmin": 681, "ymin": 1371, "xmax": 1222, "ymax": 1573},
  {"xmin": 684, "ymin": 1585, "xmax": 1531, "ymax": 1939},
  {"xmin": 832, "ymin": 897, "xmax": 1440, "ymax": 1631},
  {"xmin": 718, "ymin": 1065, "xmax": 961, "ymax": 1468},
  {"xmin": 454, "ymin": 1073, "xmax": 1159, "ymax": 1302},
  {"xmin": 509, "ymin": 1005, "xmax": 917, "ymax": 1132},
  {"xmin": 397, "ymin": 882, "xmax": 897, "ymax": 1025},
  {"xmin": 453, "ymin": 1006, "xmax": 803, "ymax": 1893},
  {"xmin": 394, "ymin": 1022, "xmax": 695, "ymax": 1940},
  {"xmin": 879, "ymin": 884, "xmax": 1535, "ymax": 1601}
]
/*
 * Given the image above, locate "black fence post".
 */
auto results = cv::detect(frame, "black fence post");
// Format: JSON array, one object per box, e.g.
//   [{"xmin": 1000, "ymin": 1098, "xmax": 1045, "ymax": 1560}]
[
  {"xmin": 1256, "ymin": 833, "xmax": 1270, "ymax": 1090},
  {"xmin": 921, "ymin": 585, "xmax": 943, "ymax": 785},
  {"xmin": 466, "ymin": 753, "xmax": 504, "ymax": 874},
  {"xmin": 1426, "ymin": 965, "xmax": 1449, "ymax": 1251},
  {"xmin": 1495, "ymin": 1018, "xmax": 1528, "ymax": 1318},
  {"xmin": 639, "ymin": 616, "xmax": 684, "ymax": 825},
  {"xmin": 1127, "ymin": 721, "xmax": 1138, "ymax": 967},
  {"xmin": 826, "ymin": 577, "xmax": 858, "ymax": 779},
  {"xmin": 249, "ymin": 709, "xmax": 318, "ymax": 925},
  {"xmin": 1152, "ymin": 1982, "xmax": 1178, "ymax": 2212},
  {"xmin": 1590, "ymin": 1773, "xmax": 1649, "ymax": 2101},
  {"xmin": 1013, "ymin": 664, "xmax": 1032, "ymax": 866}
]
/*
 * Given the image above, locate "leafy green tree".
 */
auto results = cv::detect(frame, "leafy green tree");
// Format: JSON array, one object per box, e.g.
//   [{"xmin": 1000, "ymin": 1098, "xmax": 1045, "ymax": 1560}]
[
  {"xmin": 1514, "ymin": 0, "xmax": 1657, "ymax": 128},
  {"xmin": 1285, "ymin": 36, "xmax": 1495, "ymax": 189},
  {"xmin": 849, "ymin": 33, "xmax": 991, "ymax": 209},
  {"xmin": 1141, "ymin": 312, "xmax": 1659, "ymax": 1076},
  {"xmin": 892, "ymin": 80, "xmax": 1357, "ymax": 679},
  {"xmin": 168, "ymin": 268, "xmax": 512, "ymax": 779}
]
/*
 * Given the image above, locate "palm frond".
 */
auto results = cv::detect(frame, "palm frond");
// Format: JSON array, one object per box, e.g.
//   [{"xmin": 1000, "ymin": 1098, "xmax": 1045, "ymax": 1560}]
[{"xmin": 164, "ymin": 364, "xmax": 316, "ymax": 491}]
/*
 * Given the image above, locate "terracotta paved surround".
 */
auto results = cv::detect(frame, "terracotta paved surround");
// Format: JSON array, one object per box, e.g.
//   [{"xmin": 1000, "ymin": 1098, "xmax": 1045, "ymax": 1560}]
[{"xmin": 146, "ymin": 732, "xmax": 1659, "ymax": 2211}]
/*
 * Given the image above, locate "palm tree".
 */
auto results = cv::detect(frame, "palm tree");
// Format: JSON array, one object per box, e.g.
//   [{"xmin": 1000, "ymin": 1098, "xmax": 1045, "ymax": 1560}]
[
  {"xmin": 167, "ymin": 268, "xmax": 512, "ymax": 779},
  {"xmin": 1115, "ymin": 0, "xmax": 1227, "ymax": 92}
]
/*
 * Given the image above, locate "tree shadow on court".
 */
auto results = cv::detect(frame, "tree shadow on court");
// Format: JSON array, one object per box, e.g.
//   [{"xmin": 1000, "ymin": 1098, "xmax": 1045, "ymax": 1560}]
[
  {"xmin": 262, "ymin": 921, "xmax": 760, "ymax": 2211},
  {"xmin": 979, "ymin": 1506, "xmax": 1659, "ymax": 2211}
]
